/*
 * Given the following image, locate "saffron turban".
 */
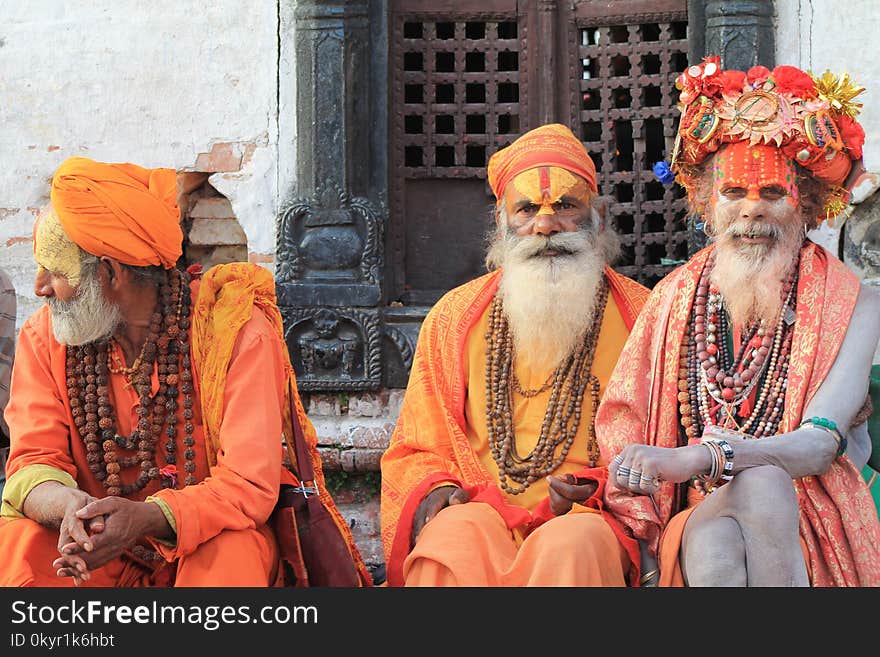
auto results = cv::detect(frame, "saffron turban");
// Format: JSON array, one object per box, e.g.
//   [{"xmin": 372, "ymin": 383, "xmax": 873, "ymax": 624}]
[
  {"xmin": 487, "ymin": 124, "xmax": 598, "ymax": 199},
  {"xmin": 50, "ymin": 157, "xmax": 182, "ymax": 269}
]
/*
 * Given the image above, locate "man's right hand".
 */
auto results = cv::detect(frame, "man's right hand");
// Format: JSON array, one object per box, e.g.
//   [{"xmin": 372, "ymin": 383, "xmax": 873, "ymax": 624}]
[{"xmin": 410, "ymin": 485, "xmax": 470, "ymax": 548}]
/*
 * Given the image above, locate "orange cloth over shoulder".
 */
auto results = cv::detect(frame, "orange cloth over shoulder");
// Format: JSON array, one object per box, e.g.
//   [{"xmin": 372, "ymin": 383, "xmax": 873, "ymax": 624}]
[
  {"xmin": 487, "ymin": 123, "xmax": 598, "ymax": 198},
  {"xmin": 380, "ymin": 267, "xmax": 648, "ymax": 586},
  {"xmin": 50, "ymin": 156, "xmax": 182, "ymax": 268},
  {"xmin": 596, "ymin": 242, "xmax": 880, "ymax": 586}
]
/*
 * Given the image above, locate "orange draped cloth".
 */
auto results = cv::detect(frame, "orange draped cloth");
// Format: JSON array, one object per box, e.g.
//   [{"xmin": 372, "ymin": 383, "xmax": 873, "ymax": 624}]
[
  {"xmin": 380, "ymin": 267, "xmax": 649, "ymax": 586},
  {"xmin": 50, "ymin": 157, "xmax": 182, "ymax": 269},
  {"xmin": 0, "ymin": 263, "xmax": 368, "ymax": 586},
  {"xmin": 596, "ymin": 242, "xmax": 880, "ymax": 586}
]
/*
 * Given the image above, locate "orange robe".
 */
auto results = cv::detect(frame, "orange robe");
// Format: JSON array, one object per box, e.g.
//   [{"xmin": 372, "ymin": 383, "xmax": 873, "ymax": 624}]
[
  {"xmin": 596, "ymin": 243, "xmax": 880, "ymax": 586},
  {"xmin": 380, "ymin": 267, "xmax": 649, "ymax": 586},
  {"xmin": 0, "ymin": 263, "xmax": 368, "ymax": 587}
]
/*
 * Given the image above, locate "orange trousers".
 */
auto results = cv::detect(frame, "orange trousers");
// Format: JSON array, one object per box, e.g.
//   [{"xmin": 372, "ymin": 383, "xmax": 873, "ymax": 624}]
[
  {"xmin": 0, "ymin": 517, "xmax": 278, "ymax": 587},
  {"xmin": 403, "ymin": 502, "xmax": 629, "ymax": 586}
]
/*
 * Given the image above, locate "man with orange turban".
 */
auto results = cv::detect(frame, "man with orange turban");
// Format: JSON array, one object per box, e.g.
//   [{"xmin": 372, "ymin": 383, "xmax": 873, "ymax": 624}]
[
  {"xmin": 380, "ymin": 124, "xmax": 650, "ymax": 586},
  {"xmin": 597, "ymin": 60, "xmax": 880, "ymax": 586},
  {"xmin": 0, "ymin": 156, "xmax": 369, "ymax": 587}
]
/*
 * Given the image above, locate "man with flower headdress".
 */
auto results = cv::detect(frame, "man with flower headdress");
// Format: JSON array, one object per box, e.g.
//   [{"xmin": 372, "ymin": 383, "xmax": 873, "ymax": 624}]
[
  {"xmin": 0, "ymin": 157, "xmax": 369, "ymax": 587},
  {"xmin": 380, "ymin": 124, "xmax": 650, "ymax": 586},
  {"xmin": 596, "ymin": 58, "xmax": 880, "ymax": 586}
]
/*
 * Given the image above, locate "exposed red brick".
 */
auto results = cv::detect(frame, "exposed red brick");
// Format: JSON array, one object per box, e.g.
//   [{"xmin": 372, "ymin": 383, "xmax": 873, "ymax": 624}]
[
  {"xmin": 193, "ymin": 142, "xmax": 243, "ymax": 173},
  {"xmin": 5, "ymin": 236, "xmax": 32, "ymax": 247}
]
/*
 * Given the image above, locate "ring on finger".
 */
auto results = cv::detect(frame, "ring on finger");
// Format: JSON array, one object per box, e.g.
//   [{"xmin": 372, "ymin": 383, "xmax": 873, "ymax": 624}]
[
  {"xmin": 628, "ymin": 470, "xmax": 642, "ymax": 487},
  {"xmin": 617, "ymin": 465, "xmax": 631, "ymax": 479},
  {"xmin": 640, "ymin": 472, "xmax": 660, "ymax": 487}
]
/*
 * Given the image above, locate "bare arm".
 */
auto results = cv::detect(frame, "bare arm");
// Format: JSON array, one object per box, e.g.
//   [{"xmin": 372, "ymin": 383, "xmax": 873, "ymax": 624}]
[
  {"xmin": 718, "ymin": 285, "xmax": 880, "ymax": 478},
  {"xmin": 612, "ymin": 285, "xmax": 880, "ymax": 490}
]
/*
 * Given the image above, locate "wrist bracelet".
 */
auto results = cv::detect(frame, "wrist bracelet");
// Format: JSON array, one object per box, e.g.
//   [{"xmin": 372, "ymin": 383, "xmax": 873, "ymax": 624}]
[
  {"xmin": 800, "ymin": 417, "xmax": 847, "ymax": 456},
  {"xmin": 702, "ymin": 437, "xmax": 734, "ymax": 481}
]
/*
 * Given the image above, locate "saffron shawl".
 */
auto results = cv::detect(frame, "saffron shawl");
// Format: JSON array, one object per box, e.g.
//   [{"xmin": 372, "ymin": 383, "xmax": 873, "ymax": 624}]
[
  {"xmin": 380, "ymin": 267, "xmax": 649, "ymax": 586},
  {"xmin": 596, "ymin": 242, "xmax": 880, "ymax": 586},
  {"xmin": 192, "ymin": 263, "xmax": 371, "ymax": 586}
]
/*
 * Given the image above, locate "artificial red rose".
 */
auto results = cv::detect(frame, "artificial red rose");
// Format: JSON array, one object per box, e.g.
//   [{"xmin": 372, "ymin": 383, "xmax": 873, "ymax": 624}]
[
  {"xmin": 837, "ymin": 114, "xmax": 865, "ymax": 159},
  {"xmin": 747, "ymin": 65, "xmax": 771, "ymax": 87},
  {"xmin": 719, "ymin": 70, "xmax": 747, "ymax": 95},
  {"xmin": 772, "ymin": 65, "xmax": 817, "ymax": 98}
]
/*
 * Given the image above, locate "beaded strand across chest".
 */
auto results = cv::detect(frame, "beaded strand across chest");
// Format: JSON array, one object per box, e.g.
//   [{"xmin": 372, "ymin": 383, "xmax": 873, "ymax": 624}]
[
  {"xmin": 678, "ymin": 254, "xmax": 798, "ymax": 442},
  {"xmin": 485, "ymin": 278, "xmax": 608, "ymax": 495},
  {"xmin": 65, "ymin": 268, "xmax": 197, "ymax": 497}
]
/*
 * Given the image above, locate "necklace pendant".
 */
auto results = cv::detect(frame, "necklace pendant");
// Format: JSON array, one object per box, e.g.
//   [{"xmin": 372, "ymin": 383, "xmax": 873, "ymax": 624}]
[{"xmin": 783, "ymin": 305, "xmax": 796, "ymax": 326}]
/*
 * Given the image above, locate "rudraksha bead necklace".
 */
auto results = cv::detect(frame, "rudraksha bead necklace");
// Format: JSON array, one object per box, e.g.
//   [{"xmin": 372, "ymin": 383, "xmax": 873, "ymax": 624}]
[
  {"xmin": 485, "ymin": 277, "xmax": 608, "ymax": 495},
  {"xmin": 65, "ymin": 268, "xmax": 196, "ymax": 497}
]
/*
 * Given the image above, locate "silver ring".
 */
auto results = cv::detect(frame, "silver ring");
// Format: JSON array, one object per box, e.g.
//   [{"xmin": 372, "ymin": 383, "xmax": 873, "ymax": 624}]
[
  {"xmin": 628, "ymin": 470, "xmax": 642, "ymax": 486},
  {"xmin": 640, "ymin": 473, "xmax": 660, "ymax": 487},
  {"xmin": 617, "ymin": 465, "xmax": 631, "ymax": 479},
  {"xmin": 612, "ymin": 454, "xmax": 624, "ymax": 465}
]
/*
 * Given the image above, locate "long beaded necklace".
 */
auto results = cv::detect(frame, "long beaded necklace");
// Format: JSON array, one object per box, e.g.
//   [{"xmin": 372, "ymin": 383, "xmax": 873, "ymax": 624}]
[
  {"xmin": 678, "ymin": 252, "xmax": 798, "ymax": 443},
  {"xmin": 65, "ymin": 268, "xmax": 197, "ymax": 497},
  {"xmin": 485, "ymin": 277, "xmax": 608, "ymax": 495}
]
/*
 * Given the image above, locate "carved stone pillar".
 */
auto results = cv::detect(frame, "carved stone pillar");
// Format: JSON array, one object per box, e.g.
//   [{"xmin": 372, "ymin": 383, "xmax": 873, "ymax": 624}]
[
  {"xmin": 704, "ymin": 0, "xmax": 774, "ymax": 71},
  {"xmin": 685, "ymin": 0, "xmax": 775, "ymax": 254},
  {"xmin": 278, "ymin": 0, "xmax": 393, "ymax": 391}
]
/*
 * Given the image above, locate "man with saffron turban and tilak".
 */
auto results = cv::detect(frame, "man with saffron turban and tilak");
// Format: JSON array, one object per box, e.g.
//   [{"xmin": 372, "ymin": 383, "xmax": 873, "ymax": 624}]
[
  {"xmin": 596, "ymin": 59, "xmax": 880, "ymax": 586},
  {"xmin": 380, "ymin": 124, "xmax": 651, "ymax": 586},
  {"xmin": 0, "ymin": 157, "xmax": 370, "ymax": 587}
]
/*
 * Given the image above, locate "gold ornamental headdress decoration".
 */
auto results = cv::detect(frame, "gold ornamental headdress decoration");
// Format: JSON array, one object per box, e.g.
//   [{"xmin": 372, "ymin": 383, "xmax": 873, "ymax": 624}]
[{"xmin": 660, "ymin": 57, "xmax": 866, "ymax": 224}]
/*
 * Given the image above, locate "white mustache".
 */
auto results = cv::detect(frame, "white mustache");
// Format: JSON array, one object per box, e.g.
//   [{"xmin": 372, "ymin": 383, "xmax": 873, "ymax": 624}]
[
  {"xmin": 723, "ymin": 221, "xmax": 782, "ymax": 240},
  {"xmin": 507, "ymin": 230, "xmax": 592, "ymax": 260}
]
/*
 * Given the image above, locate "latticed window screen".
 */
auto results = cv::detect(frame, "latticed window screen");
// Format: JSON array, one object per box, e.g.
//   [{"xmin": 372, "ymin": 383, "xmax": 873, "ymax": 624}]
[
  {"xmin": 395, "ymin": 18, "xmax": 522, "ymax": 178},
  {"xmin": 577, "ymin": 19, "xmax": 690, "ymax": 287}
]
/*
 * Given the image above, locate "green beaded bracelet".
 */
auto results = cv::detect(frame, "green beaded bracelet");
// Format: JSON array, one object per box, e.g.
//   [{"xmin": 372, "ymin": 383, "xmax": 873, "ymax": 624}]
[{"xmin": 800, "ymin": 416, "xmax": 847, "ymax": 457}]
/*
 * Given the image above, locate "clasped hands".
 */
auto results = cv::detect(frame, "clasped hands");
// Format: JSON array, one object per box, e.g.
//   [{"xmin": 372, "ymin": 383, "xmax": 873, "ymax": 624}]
[
  {"xmin": 410, "ymin": 475, "xmax": 598, "ymax": 547},
  {"xmin": 53, "ymin": 493, "xmax": 167, "ymax": 585}
]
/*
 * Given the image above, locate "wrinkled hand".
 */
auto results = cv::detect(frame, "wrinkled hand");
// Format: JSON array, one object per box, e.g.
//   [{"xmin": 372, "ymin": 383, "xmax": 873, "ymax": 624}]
[
  {"xmin": 609, "ymin": 444, "xmax": 710, "ymax": 495},
  {"xmin": 53, "ymin": 497, "xmax": 166, "ymax": 579},
  {"xmin": 547, "ymin": 474, "xmax": 598, "ymax": 515},
  {"xmin": 411, "ymin": 485, "xmax": 470, "ymax": 548},
  {"xmin": 54, "ymin": 492, "xmax": 105, "ymax": 585}
]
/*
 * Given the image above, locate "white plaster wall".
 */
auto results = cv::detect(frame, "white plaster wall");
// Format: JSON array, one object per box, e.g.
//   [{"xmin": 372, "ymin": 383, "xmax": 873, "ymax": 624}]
[
  {"xmin": 776, "ymin": 0, "xmax": 880, "ymax": 251},
  {"xmin": 0, "ymin": 0, "xmax": 285, "ymax": 329}
]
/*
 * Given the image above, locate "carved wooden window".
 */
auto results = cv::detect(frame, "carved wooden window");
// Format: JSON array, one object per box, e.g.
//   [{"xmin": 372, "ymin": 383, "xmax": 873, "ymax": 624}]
[
  {"xmin": 389, "ymin": 4, "xmax": 521, "ymax": 305},
  {"xmin": 575, "ymin": 15, "xmax": 689, "ymax": 287}
]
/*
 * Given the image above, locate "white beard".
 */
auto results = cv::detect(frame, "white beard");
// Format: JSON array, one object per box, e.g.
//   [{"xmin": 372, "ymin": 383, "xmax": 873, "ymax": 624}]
[
  {"xmin": 494, "ymin": 228, "xmax": 606, "ymax": 370},
  {"xmin": 48, "ymin": 270, "xmax": 122, "ymax": 346},
  {"xmin": 710, "ymin": 218, "xmax": 803, "ymax": 327}
]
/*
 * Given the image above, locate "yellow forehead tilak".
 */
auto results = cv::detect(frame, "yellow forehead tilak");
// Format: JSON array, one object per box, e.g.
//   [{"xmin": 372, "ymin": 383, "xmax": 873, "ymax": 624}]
[
  {"xmin": 34, "ymin": 207, "xmax": 83, "ymax": 286},
  {"xmin": 511, "ymin": 166, "xmax": 581, "ymax": 215}
]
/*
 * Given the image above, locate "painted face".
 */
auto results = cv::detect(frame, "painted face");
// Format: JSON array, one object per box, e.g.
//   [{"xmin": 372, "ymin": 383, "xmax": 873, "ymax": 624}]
[
  {"xmin": 712, "ymin": 142, "xmax": 799, "ymax": 208},
  {"xmin": 502, "ymin": 166, "xmax": 592, "ymax": 236},
  {"xmin": 34, "ymin": 207, "xmax": 83, "ymax": 286}
]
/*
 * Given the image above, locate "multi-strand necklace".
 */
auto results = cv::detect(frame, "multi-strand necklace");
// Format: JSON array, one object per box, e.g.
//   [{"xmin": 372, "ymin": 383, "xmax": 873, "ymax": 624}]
[
  {"xmin": 485, "ymin": 278, "xmax": 608, "ymax": 495},
  {"xmin": 66, "ymin": 268, "xmax": 196, "ymax": 498},
  {"xmin": 679, "ymin": 253, "xmax": 798, "ymax": 443}
]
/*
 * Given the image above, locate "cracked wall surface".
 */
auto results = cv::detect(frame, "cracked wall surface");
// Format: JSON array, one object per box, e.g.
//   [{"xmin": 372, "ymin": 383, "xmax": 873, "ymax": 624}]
[{"xmin": 0, "ymin": 0, "xmax": 286, "ymax": 329}]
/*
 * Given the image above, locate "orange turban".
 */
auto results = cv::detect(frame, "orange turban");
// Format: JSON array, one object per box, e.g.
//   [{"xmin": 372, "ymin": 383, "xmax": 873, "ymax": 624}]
[
  {"xmin": 50, "ymin": 157, "xmax": 182, "ymax": 269},
  {"xmin": 487, "ymin": 124, "xmax": 598, "ymax": 199}
]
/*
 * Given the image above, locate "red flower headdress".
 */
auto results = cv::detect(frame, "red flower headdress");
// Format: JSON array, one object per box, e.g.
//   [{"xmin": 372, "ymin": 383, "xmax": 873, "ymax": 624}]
[{"xmin": 668, "ymin": 58, "xmax": 866, "ymax": 222}]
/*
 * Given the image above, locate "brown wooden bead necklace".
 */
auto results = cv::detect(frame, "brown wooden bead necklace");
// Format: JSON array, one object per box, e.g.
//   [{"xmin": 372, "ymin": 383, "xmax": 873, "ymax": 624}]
[
  {"xmin": 65, "ymin": 268, "xmax": 196, "ymax": 497},
  {"xmin": 485, "ymin": 277, "xmax": 608, "ymax": 495}
]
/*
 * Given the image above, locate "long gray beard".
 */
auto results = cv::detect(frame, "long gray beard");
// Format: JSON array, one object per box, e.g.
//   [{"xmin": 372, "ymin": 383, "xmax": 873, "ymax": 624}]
[
  {"xmin": 495, "ymin": 229, "xmax": 605, "ymax": 370},
  {"xmin": 48, "ymin": 273, "xmax": 122, "ymax": 346}
]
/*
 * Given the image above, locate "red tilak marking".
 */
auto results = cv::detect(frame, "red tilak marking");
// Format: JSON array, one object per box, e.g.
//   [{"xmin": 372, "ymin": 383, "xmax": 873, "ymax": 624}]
[{"xmin": 539, "ymin": 167, "xmax": 552, "ymax": 201}]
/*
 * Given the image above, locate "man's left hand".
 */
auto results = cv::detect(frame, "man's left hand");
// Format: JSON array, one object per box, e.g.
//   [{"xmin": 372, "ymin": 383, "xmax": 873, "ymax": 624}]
[
  {"xmin": 547, "ymin": 474, "xmax": 598, "ymax": 515},
  {"xmin": 53, "ymin": 497, "xmax": 170, "ymax": 577}
]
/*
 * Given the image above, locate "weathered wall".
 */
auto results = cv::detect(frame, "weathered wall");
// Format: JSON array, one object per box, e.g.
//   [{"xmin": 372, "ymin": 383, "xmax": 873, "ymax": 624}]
[{"xmin": 0, "ymin": 0, "xmax": 291, "ymax": 328}]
